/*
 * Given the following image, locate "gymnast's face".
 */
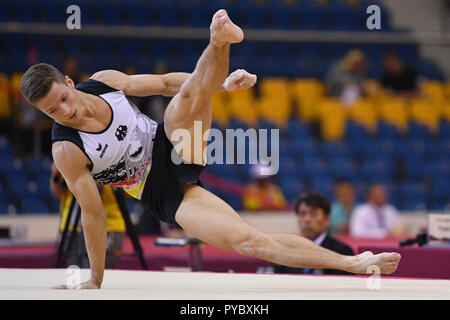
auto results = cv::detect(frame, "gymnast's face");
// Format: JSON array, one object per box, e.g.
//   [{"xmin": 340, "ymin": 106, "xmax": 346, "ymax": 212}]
[
  {"xmin": 297, "ymin": 203, "xmax": 330, "ymax": 241},
  {"xmin": 34, "ymin": 76, "xmax": 80, "ymax": 125}
]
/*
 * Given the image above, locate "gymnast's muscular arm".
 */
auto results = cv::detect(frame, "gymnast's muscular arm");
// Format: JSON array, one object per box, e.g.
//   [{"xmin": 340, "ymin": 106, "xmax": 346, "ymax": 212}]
[
  {"xmin": 52, "ymin": 141, "xmax": 107, "ymax": 290},
  {"xmin": 90, "ymin": 69, "xmax": 190, "ymax": 97},
  {"xmin": 90, "ymin": 69, "xmax": 257, "ymax": 97}
]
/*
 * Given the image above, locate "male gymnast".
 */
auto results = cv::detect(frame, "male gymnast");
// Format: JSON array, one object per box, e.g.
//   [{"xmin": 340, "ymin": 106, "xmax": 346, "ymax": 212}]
[{"xmin": 19, "ymin": 10, "xmax": 400, "ymax": 289}]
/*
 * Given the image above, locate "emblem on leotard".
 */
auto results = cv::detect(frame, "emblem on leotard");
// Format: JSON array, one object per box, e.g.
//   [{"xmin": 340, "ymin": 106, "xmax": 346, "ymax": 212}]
[{"xmin": 115, "ymin": 125, "xmax": 128, "ymax": 141}]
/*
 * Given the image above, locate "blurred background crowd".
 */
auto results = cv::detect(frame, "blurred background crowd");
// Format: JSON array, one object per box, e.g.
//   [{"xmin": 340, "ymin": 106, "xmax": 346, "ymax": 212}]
[{"xmin": 0, "ymin": 0, "xmax": 449, "ymax": 243}]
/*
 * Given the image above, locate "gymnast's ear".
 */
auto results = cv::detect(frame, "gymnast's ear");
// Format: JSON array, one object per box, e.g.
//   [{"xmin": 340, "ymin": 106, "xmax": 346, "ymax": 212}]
[{"xmin": 65, "ymin": 75, "xmax": 75, "ymax": 88}]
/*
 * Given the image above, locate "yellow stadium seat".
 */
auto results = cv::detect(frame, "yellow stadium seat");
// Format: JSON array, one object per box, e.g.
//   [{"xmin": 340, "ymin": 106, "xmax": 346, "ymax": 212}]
[
  {"xmin": 421, "ymin": 81, "xmax": 445, "ymax": 103},
  {"xmin": 317, "ymin": 98, "xmax": 346, "ymax": 141},
  {"xmin": 211, "ymin": 91, "xmax": 230, "ymax": 127},
  {"xmin": 410, "ymin": 98, "xmax": 441, "ymax": 133},
  {"xmin": 377, "ymin": 97, "xmax": 409, "ymax": 132},
  {"xmin": 290, "ymin": 79, "xmax": 325, "ymax": 122},
  {"xmin": 260, "ymin": 78, "xmax": 290, "ymax": 97},
  {"xmin": 228, "ymin": 88, "xmax": 259, "ymax": 126},
  {"xmin": 290, "ymin": 78, "xmax": 325, "ymax": 99},
  {"xmin": 258, "ymin": 97, "xmax": 291, "ymax": 127},
  {"xmin": 256, "ymin": 79, "xmax": 292, "ymax": 126},
  {"xmin": 0, "ymin": 73, "xmax": 11, "ymax": 118},
  {"xmin": 347, "ymin": 98, "xmax": 378, "ymax": 132},
  {"xmin": 440, "ymin": 102, "xmax": 450, "ymax": 121},
  {"xmin": 445, "ymin": 82, "xmax": 450, "ymax": 100},
  {"xmin": 0, "ymin": 73, "xmax": 8, "ymax": 91},
  {"xmin": 10, "ymin": 73, "xmax": 23, "ymax": 101}
]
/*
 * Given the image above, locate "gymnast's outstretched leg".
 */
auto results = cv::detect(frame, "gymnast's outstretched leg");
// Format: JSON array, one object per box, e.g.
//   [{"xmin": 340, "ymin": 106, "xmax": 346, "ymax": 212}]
[{"xmin": 164, "ymin": 9, "xmax": 401, "ymax": 275}]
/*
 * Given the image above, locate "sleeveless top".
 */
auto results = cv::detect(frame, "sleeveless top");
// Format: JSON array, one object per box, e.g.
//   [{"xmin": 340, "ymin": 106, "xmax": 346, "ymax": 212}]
[{"xmin": 51, "ymin": 79, "xmax": 158, "ymax": 200}]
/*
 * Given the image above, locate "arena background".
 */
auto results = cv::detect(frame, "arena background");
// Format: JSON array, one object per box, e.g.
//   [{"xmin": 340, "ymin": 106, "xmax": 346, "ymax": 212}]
[{"xmin": 0, "ymin": 0, "xmax": 449, "ymax": 282}]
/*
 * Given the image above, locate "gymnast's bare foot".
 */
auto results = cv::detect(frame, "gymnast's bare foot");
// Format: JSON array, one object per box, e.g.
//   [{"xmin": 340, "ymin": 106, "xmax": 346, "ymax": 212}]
[
  {"xmin": 350, "ymin": 251, "xmax": 401, "ymax": 275},
  {"xmin": 210, "ymin": 9, "xmax": 244, "ymax": 46}
]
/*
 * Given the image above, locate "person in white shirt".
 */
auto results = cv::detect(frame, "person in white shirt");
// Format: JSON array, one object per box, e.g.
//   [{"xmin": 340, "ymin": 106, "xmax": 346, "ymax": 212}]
[{"xmin": 350, "ymin": 184, "xmax": 403, "ymax": 238}]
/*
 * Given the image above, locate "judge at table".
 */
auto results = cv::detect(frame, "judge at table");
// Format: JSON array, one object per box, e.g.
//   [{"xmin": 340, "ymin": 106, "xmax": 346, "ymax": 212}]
[{"xmin": 274, "ymin": 192, "xmax": 355, "ymax": 275}]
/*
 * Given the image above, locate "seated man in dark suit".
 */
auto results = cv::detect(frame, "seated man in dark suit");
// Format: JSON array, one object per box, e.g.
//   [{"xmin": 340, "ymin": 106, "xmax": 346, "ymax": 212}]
[{"xmin": 274, "ymin": 191, "xmax": 355, "ymax": 275}]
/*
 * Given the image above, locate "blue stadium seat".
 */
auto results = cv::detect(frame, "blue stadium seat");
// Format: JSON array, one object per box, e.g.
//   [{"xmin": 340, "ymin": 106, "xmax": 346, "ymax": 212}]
[
  {"xmin": 319, "ymin": 141, "xmax": 349, "ymax": 159},
  {"xmin": 280, "ymin": 176, "xmax": 306, "ymax": 203},
  {"xmin": 26, "ymin": 159, "xmax": 53, "ymax": 197},
  {"xmin": 321, "ymin": 2, "xmax": 357, "ymax": 31},
  {"xmin": 4, "ymin": 174, "xmax": 30, "ymax": 198},
  {"xmin": 349, "ymin": 137, "xmax": 383, "ymax": 162},
  {"xmin": 235, "ymin": 164, "xmax": 253, "ymax": 184},
  {"xmin": 20, "ymin": 195, "xmax": 49, "ymax": 214},
  {"xmin": 402, "ymin": 156, "xmax": 425, "ymax": 180},
  {"xmin": 218, "ymin": 164, "xmax": 240, "ymax": 183},
  {"xmin": 296, "ymin": 2, "xmax": 322, "ymax": 30},
  {"xmin": 329, "ymin": 157, "xmax": 356, "ymax": 181},
  {"xmin": 0, "ymin": 182, "xmax": 6, "ymax": 205},
  {"xmin": 4, "ymin": 1, "xmax": 32, "ymax": 23},
  {"xmin": 377, "ymin": 121, "xmax": 402, "ymax": 140},
  {"xmin": 43, "ymin": 2, "xmax": 68, "ymax": 24},
  {"xmin": 310, "ymin": 177, "xmax": 333, "ymax": 200},
  {"xmin": 302, "ymin": 156, "xmax": 329, "ymax": 179},
  {"xmin": 0, "ymin": 198, "xmax": 8, "ymax": 214},
  {"xmin": 346, "ymin": 121, "xmax": 370, "ymax": 140},
  {"xmin": 278, "ymin": 156, "xmax": 300, "ymax": 178},
  {"xmin": 287, "ymin": 119, "xmax": 312, "ymax": 139},
  {"xmin": 0, "ymin": 2, "xmax": 8, "ymax": 22},
  {"xmin": 0, "ymin": 196, "xmax": 20, "ymax": 214},
  {"xmin": 359, "ymin": 158, "xmax": 392, "ymax": 183},
  {"xmin": 376, "ymin": 139, "xmax": 395, "ymax": 157},
  {"xmin": 417, "ymin": 60, "xmax": 445, "ymax": 80},
  {"xmin": 291, "ymin": 137, "xmax": 319, "ymax": 159},
  {"xmin": 430, "ymin": 177, "xmax": 450, "ymax": 207},
  {"xmin": 426, "ymin": 139, "xmax": 448, "ymax": 160},
  {"xmin": 439, "ymin": 121, "xmax": 450, "ymax": 139},
  {"xmin": 398, "ymin": 182, "xmax": 427, "ymax": 210},
  {"xmin": 279, "ymin": 135, "xmax": 291, "ymax": 157},
  {"xmin": 424, "ymin": 158, "xmax": 450, "ymax": 182},
  {"xmin": 0, "ymin": 136, "xmax": 13, "ymax": 163},
  {"xmin": 408, "ymin": 122, "xmax": 432, "ymax": 140}
]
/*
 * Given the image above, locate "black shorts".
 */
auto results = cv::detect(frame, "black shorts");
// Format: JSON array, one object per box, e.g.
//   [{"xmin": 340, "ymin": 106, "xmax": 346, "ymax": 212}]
[{"xmin": 141, "ymin": 123, "xmax": 206, "ymax": 225}]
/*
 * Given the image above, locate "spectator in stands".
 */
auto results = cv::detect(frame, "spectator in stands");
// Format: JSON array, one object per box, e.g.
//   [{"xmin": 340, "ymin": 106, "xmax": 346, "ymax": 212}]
[
  {"xmin": 349, "ymin": 183, "xmax": 405, "ymax": 238},
  {"xmin": 242, "ymin": 164, "xmax": 287, "ymax": 211},
  {"xmin": 50, "ymin": 163, "xmax": 126, "ymax": 268},
  {"xmin": 325, "ymin": 49, "xmax": 368, "ymax": 105},
  {"xmin": 329, "ymin": 180, "xmax": 359, "ymax": 235},
  {"xmin": 274, "ymin": 191, "xmax": 354, "ymax": 275},
  {"xmin": 380, "ymin": 50, "xmax": 420, "ymax": 96}
]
